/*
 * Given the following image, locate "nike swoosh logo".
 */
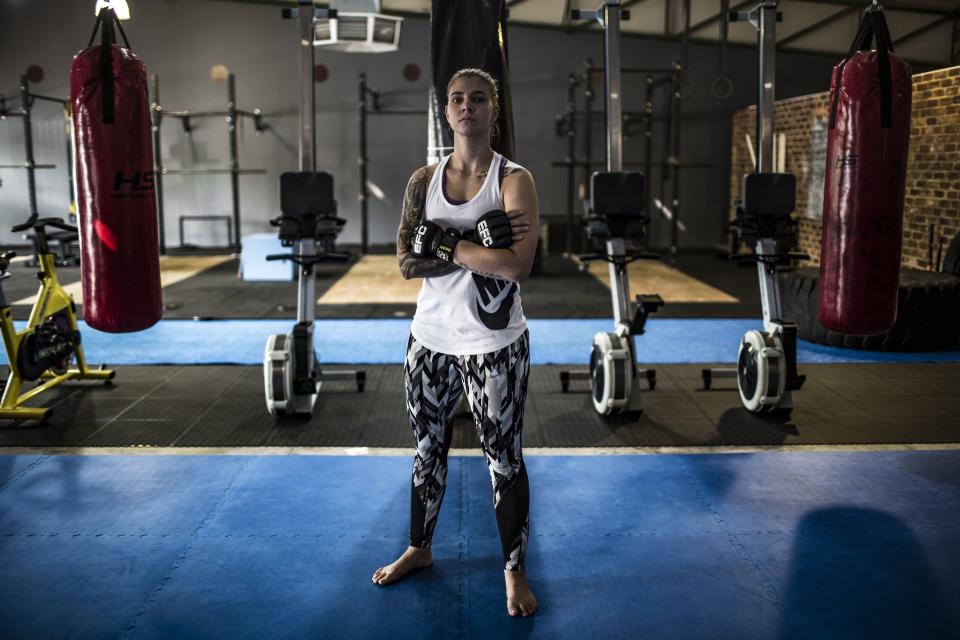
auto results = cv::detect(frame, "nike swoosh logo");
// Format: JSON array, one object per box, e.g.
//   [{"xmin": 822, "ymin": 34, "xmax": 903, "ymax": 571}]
[
  {"xmin": 476, "ymin": 281, "xmax": 513, "ymax": 312},
  {"xmin": 474, "ymin": 276, "xmax": 516, "ymax": 330}
]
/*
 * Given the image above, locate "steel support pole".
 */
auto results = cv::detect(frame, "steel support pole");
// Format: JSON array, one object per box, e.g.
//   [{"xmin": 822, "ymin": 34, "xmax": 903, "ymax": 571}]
[
  {"xmin": 757, "ymin": 3, "xmax": 776, "ymax": 174},
  {"xmin": 659, "ymin": 73, "xmax": 672, "ymax": 228},
  {"xmin": 359, "ymin": 73, "xmax": 369, "ymax": 254},
  {"xmin": 755, "ymin": 1, "xmax": 781, "ymax": 328},
  {"xmin": 601, "ymin": 1, "xmax": 631, "ymax": 327},
  {"xmin": 20, "ymin": 76, "xmax": 38, "ymax": 219},
  {"xmin": 643, "ymin": 74, "xmax": 654, "ymax": 223},
  {"xmin": 150, "ymin": 75, "xmax": 167, "ymax": 254},
  {"xmin": 63, "ymin": 104, "xmax": 76, "ymax": 220},
  {"xmin": 583, "ymin": 59, "xmax": 594, "ymax": 210},
  {"xmin": 565, "ymin": 73, "xmax": 577, "ymax": 256},
  {"xmin": 296, "ymin": 0, "xmax": 317, "ymax": 325},
  {"xmin": 227, "ymin": 73, "xmax": 242, "ymax": 252},
  {"xmin": 669, "ymin": 68, "xmax": 682, "ymax": 263},
  {"xmin": 604, "ymin": 3, "xmax": 623, "ymax": 173}
]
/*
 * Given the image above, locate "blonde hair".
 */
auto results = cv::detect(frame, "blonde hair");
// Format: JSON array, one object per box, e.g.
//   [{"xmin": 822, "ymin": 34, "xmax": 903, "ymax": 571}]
[{"xmin": 446, "ymin": 68, "xmax": 500, "ymax": 142}]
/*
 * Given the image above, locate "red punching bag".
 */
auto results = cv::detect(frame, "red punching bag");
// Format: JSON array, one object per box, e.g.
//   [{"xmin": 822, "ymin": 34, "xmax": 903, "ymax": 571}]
[
  {"xmin": 71, "ymin": 9, "xmax": 162, "ymax": 333},
  {"xmin": 819, "ymin": 7, "xmax": 912, "ymax": 336}
]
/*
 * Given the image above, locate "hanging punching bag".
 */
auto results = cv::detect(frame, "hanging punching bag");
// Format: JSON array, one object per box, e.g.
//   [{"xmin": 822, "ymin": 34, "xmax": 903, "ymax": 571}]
[
  {"xmin": 430, "ymin": 0, "xmax": 515, "ymax": 161},
  {"xmin": 819, "ymin": 7, "xmax": 912, "ymax": 335},
  {"xmin": 71, "ymin": 8, "xmax": 162, "ymax": 333}
]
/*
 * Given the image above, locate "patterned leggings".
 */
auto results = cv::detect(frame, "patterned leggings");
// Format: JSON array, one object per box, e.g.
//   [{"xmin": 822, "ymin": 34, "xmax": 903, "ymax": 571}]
[{"xmin": 404, "ymin": 330, "xmax": 530, "ymax": 571}]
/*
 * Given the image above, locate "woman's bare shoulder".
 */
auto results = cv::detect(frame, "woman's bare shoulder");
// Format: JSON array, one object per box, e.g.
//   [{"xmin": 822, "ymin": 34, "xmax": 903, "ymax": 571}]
[{"xmin": 408, "ymin": 164, "xmax": 440, "ymax": 184}]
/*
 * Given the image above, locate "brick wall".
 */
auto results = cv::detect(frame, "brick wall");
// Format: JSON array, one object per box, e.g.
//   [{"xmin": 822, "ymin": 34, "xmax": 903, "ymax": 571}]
[{"xmin": 730, "ymin": 66, "xmax": 960, "ymax": 268}]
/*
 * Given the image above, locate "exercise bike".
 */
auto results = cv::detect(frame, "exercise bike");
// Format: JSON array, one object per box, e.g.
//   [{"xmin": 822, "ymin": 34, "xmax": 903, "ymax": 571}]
[
  {"xmin": 0, "ymin": 216, "xmax": 114, "ymax": 422},
  {"xmin": 560, "ymin": 1, "xmax": 664, "ymax": 416},
  {"xmin": 701, "ymin": 1, "xmax": 806, "ymax": 414},
  {"xmin": 560, "ymin": 173, "xmax": 664, "ymax": 415},
  {"xmin": 263, "ymin": 173, "xmax": 364, "ymax": 417},
  {"xmin": 264, "ymin": 3, "xmax": 363, "ymax": 418}
]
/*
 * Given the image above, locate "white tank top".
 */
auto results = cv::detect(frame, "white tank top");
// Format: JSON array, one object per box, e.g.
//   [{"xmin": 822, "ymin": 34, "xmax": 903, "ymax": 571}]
[{"xmin": 410, "ymin": 152, "xmax": 528, "ymax": 356}]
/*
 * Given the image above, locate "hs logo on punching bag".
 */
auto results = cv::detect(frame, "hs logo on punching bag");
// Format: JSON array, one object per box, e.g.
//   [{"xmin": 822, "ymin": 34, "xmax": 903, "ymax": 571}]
[
  {"xmin": 835, "ymin": 154, "xmax": 857, "ymax": 168},
  {"xmin": 111, "ymin": 171, "xmax": 157, "ymax": 198}
]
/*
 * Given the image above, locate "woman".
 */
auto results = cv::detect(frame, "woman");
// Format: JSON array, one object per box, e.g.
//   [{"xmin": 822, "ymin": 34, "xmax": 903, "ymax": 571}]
[{"xmin": 371, "ymin": 68, "xmax": 540, "ymax": 618}]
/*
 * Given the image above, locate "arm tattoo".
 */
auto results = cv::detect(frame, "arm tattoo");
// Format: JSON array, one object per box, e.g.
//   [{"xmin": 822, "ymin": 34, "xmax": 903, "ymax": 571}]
[
  {"xmin": 397, "ymin": 167, "xmax": 459, "ymax": 279},
  {"xmin": 453, "ymin": 256, "xmax": 509, "ymax": 282}
]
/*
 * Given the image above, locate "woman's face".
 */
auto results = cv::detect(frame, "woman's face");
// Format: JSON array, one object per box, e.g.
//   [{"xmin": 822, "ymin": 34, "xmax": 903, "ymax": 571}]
[{"xmin": 445, "ymin": 75, "xmax": 495, "ymax": 140}]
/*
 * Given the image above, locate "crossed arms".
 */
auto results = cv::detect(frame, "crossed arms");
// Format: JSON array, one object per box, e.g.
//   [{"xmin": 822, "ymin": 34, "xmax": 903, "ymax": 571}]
[{"xmin": 395, "ymin": 165, "xmax": 540, "ymax": 283}]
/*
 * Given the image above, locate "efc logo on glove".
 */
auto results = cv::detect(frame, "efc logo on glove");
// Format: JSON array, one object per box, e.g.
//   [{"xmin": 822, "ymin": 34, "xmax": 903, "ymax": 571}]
[
  {"xmin": 477, "ymin": 220, "xmax": 493, "ymax": 248},
  {"xmin": 413, "ymin": 224, "xmax": 428, "ymax": 254}
]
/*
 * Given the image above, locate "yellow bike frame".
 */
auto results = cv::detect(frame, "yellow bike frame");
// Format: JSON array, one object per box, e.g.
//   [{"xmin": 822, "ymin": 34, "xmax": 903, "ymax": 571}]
[{"xmin": 1, "ymin": 251, "xmax": 114, "ymax": 421}]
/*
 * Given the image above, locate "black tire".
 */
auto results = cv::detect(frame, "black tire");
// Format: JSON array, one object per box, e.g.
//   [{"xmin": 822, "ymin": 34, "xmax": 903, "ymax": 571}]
[
  {"xmin": 779, "ymin": 267, "xmax": 960, "ymax": 352},
  {"xmin": 943, "ymin": 232, "xmax": 960, "ymax": 277},
  {"xmin": 822, "ymin": 329, "xmax": 842, "ymax": 348}
]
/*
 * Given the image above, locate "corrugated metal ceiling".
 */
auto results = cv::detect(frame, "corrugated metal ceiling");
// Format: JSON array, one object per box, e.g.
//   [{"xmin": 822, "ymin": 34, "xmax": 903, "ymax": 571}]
[
  {"xmin": 206, "ymin": 0, "xmax": 960, "ymax": 66},
  {"xmin": 384, "ymin": 0, "xmax": 959, "ymax": 66}
]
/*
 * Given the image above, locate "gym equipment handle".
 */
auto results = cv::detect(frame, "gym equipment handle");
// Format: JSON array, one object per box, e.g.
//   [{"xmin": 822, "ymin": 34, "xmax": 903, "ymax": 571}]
[
  {"xmin": 269, "ymin": 215, "xmax": 346, "ymax": 227},
  {"xmin": 579, "ymin": 250, "xmax": 661, "ymax": 264},
  {"xmin": 731, "ymin": 250, "xmax": 810, "ymax": 263},
  {"xmin": 11, "ymin": 216, "xmax": 78, "ymax": 234},
  {"xmin": 265, "ymin": 252, "xmax": 350, "ymax": 266},
  {"xmin": 570, "ymin": 8, "xmax": 630, "ymax": 21},
  {"xmin": 281, "ymin": 6, "xmax": 337, "ymax": 19},
  {"xmin": 0, "ymin": 250, "xmax": 17, "ymax": 273},
  {"xmin": 0, "ymin": 163, "xmax": 56, "ymax": 170}
]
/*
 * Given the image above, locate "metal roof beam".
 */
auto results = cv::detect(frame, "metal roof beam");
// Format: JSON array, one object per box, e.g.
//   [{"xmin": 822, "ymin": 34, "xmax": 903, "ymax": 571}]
[
  {"xmin": 180, "ymin": 0, "xmax": 952, "ymax": 67},
  {"xmin": 779, "ymin": 6, "xmax": 859, "ymax": 47},
  {"xmin": 952, "ymin": 16, "xmax": 960, "ymax": 64},
  {"xmin": 784, "ymin": 0, "xmax": 959, "ymax": 18},
  {"xmin": 686, "ymin": 0, "xmax": 755, "ymax": 35},
  {"xmin": 892, "ymin": 14, "xmax": 954, "ymax": 46},
  {"xmin": 522, "ymin": 19, "xmax": 947, "ymax": 67},
  {"xmin": 569, "ymin": 0, "xmax": 653, "ymax": 33}
]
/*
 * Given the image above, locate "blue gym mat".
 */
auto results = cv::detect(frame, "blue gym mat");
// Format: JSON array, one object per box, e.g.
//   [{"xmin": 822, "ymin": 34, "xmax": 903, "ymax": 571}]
[
  {"xmin": 5, "ymin": 319, "xmax": 960, "ymax": 366},
  {"xmin": 0, "ymin": 450, "xmax": 957, "ymax": 639}
]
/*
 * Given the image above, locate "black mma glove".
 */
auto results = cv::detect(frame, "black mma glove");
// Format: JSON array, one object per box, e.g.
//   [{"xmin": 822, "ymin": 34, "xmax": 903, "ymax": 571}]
[
  {"xmin": 474, "ymin": 209, "xmax": 513, "ymax": 249},
  {"xmin": 411, "ymin": 221, "xmax": 461, "ymax": 262}
]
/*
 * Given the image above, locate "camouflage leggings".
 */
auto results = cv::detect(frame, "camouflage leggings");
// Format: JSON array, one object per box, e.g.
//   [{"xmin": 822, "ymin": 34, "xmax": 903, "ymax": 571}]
[{"xmin": 404, "ymin": 330, "xmax": 530, "ymax": 571}]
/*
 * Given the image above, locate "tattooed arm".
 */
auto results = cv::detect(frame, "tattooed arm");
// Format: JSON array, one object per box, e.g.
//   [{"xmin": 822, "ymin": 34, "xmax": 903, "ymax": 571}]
[
  {"xmin": 397, "ymin": 165, "xmax": 459, "ymax": 280},
  {"xmin": 452, "ymin": 168, "xmax": 540, "ymax": 284}
]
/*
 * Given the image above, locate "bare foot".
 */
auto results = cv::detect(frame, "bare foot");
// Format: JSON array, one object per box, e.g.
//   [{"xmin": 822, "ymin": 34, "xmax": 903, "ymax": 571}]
[
  {"xmin": 504, "ymin": 570, "xmax": 538, "ymax": 617},
  {"xmin": 372, "ymin": 546, "xmax": 433, "ymax": 586}
]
